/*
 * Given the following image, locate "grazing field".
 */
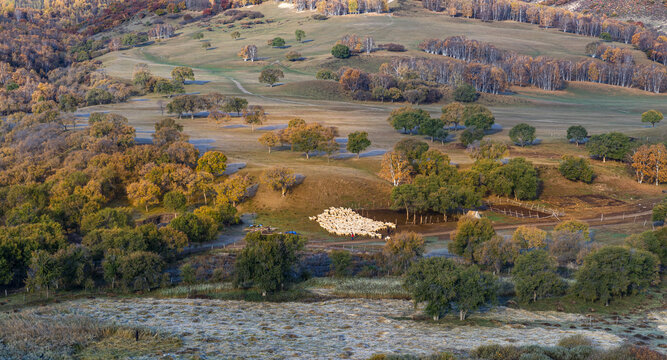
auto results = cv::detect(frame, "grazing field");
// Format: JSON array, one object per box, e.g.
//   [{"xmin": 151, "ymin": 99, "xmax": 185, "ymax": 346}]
[{"xmin": 87, "ymin": 1, "xmax": 667, "ymax": 237}]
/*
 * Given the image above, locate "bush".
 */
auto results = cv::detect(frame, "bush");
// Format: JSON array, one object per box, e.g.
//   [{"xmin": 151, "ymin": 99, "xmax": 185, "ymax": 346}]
[
  {"xmin": 380, "ymin": 43, "xmax": 406, "ymax": 52},
  {"xmin": 509, "ymin": 123, "xmax": 536, "ymax": 147},
  {"xmin": 557, "ymin": 335, "xmax": 592, "ymax": 348},
  {"xmin": 316, "ymin": 69, "xmax": 339, "ymax": 80},
  {"xmin": 312, "ymin": 14, "xmax": 328, "ymax": 20},
  {"xmin": 330, "ymin": 250, "xmax": 353, "ymax": 277},
  {"xmin": 285, "ymin": 51, "xmax": 302, "ymax": 61},
  {"xmin": 85, "ymin": 88, "xmax": 114, "ymax": 106},
  {"xmin": 269, "ymin": 37, "xmax": 285, "ymax": 47},
  {"xmin": 600, "ymin": 32, "xmax": 612, "ymax": 41},
  {"xmin": 473, "ymin": 344, "xmax": 522, "ymax": 360},
  {"xmin": 558, "ymin": 156, "xmax": 594, "ymax": 183},
  {"xmin": 169, "ymin": 213, "xmax": 215, "ymax": 243},
  {"xmin": 331, "ymin": 44, "xmax": 351, "ymax": 59},
  {"xmin": 453, "ymin": 83, "xmax": 479, "ymax": 102}
]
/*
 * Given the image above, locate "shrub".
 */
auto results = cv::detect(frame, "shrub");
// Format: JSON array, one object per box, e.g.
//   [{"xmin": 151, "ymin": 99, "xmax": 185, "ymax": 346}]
[
  {"xmin": 269, "ymin": 37, "xmax": 285, "ymax": 47},
  {"xmin": 169, "ymin": 213, "xmax": 215, "ymax": 243},
  {"xmin": 316, "ymin": 69, "xmax": 339, "ymax": 80},
  {"xmin": 453, "ymin": 83, "xmax": 479, "ymax": 102},
  {"xmin": 330, "ymin": 250, "xmax": 353, "ymax": 277},
  {"xmin": 312, "ymin": 14, "xmax": 328, "ymax": 20},
  {"xmin": 380, "ymin": 43, "xmax": 406, "ymax": 52},
  {"xmin": 558, "ymin": 335, "xmax": 593, "ymax": 348},
  {"xmin": 331, "ymin": 44, "xmax": 351, "ymax": 59},
  {"xmin": 559, "ymin": 156, "xmax": 594, "ymax": 183},
  {"xmin": 473, "ymin": 344, "xmax": 522, "ymax": 360},
  {"xmin": 509, "ymin": 123, "xmax": 536, "ymax": 147},
  {"xmin": 285, "ymin": 51, "xmax": 302, "ymax": 61}
]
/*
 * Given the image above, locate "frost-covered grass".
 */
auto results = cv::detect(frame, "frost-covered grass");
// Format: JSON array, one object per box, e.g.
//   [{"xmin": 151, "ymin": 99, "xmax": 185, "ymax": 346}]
[
  {"xmin": 303, "ymin": 277, "xmax": 410, "ymax": 299},
  {"xmin": 157, "ymin": 282, "xmax": 233, "ymax": 297}
]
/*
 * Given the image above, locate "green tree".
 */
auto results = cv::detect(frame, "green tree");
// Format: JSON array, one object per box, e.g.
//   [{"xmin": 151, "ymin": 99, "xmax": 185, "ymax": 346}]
[
  {"xmin": 394, "ymin": 138, "xmax": 429, "ymax": 163},
  {"xmin": 258, "ymin": 132, "xmax": 280, "ymax": 153},
  {"xmin": 441, "ymin": 102, "xmax": 465, "ymax": 129},
  {"xmin": 171, "ymin": 66, "xmax": 195, "ymax": 84},
  {"xmin": 567, "ymin": 125, "xmax": 588, "ymax": 146},
  {"xmin": 509, "ymin": 123, "xmax": 536, "ymax": 147},
  {"xmin": 170, "ymin": 212, "xmax": 214, "ymax": 243},
  {"xmin": 641, "ymin": 109, "xmax": 663, "ymax": 127},
  {"xmin": 80, "ymin": 207, "xmax": 134, "ymax": 233},
  {"xmin": 419, "ymin": 116, "xmax": 445, "ymax": 141},
  {"xmin": 330, "ymin": 250, "xmax": 353, "ymax": 277},
  {"xmin": 259, "ymin": 67, "xmax": 285, "ymax": 87},
  {"xmin": 270, "ymin": 37, "xmax": 286, "ymax": 47},
  {"xmin": 587, "ymin": 132, "xmax": 631, "ymax": 162},
  {"xmin": 453, "ymin": 83, "xmax": 479, "ymax": 102},
  {"xmin": 490, "ymin": 158, "xmax": 540, "ymax": 200},
  {"xmin": 180, "ymin": 263, "xmax": 196, "ymax": 284},
  {"xmin": 513, "ymin": 250, "xmax": 567, "ymax": 303},
  {"xmin": 347, "ymin": 131, "xmax": 371, "ymax": 159},
  {"xmin": 448, "ymin": 216, "xmax": 495, "ymax": 263},
  {"xmin": 652, "ymin": 199, "xmax": 667, "ymax": 222},
  {"xmin": 295, "ymin": 29, "xmax": 306, "ymax": 42},
  {"xmin": 460, "ymin": 128, "xmax": 485, "ymax": 146},
  {"xmin": 102, "ymin": 249, "xmax": 122, "ymax": 290},
  {"xmin": 118, "ymin": 251, "xmax": 165, "ymax": 291},
  {"xmin": 163, "ymin": 190, "xmax": 187, "ymax": 217},
  {"xmin": 462, "ymin": 104, "xmax": 494, "ymax": 131},
  {"xmin": 196, "ymin": 151, "xmax": 228, "ymax": 176},
  {"xmin": 404, "ymin": 258, "xmax": 497, "ymax": 320},
  {"xmin": 624, "ymin": 228, "xmax": 667, "ymax": 265},
  {"xmin": 25, "ymin": 250, "xmax": 60, "ymax": 297},
  {"xmin": 388, "ymin": 106, "xmax": 431, "ymax": 133},
  {"xmin": 573, "ymin": 246, "xmax": 660, "ymax": 305},
  {"xmin": 554, "ymin": 220, "xmax": 590, "ymax": 241},
  {"xmin": 230, "ymin": 31, "xmax": 240, "ymax": 40},
  {"xmin": 222, "ymin": 97, "xmax": 248, "ymax": 116},
  {"xmin": 331, "ymin": 44, "xmax": 350, "ymax": 59},
  {"xmin": 383, "ymin": 231, "xmax": 425, "ymax": 274},
  {"xmin": 559, "ymin": 156, "xmax": 594, "ymax": 183},
  {"xmin": 234, "ymin": 232, "xmax": 306, "ymax": 294}
]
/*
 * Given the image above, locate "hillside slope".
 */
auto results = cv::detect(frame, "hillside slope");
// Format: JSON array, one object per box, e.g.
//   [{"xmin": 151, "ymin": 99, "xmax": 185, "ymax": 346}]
[{"xmin": 543, "ymin": 0, "xmax": 667, "ymax": 29}]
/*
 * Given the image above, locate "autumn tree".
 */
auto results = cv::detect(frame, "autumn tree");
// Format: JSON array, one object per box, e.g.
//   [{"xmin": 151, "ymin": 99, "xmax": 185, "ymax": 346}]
[
  {"xmin": 642, "ymin": 109, "xmax": 663, "ymax": 127},
  {"xmin": 441, "ymin": 102, "xmax": 465, "ymax": 129},
  {"xmin": 290, "ymin": 123, "xmax": 335, "ymax": 159},
  {"xmin": 214, "ymin": 174, "xmax": 253, "ymax": 206},
  {"xmin": 383, "ymin": 231, "xmax": 425, "ymax": 274},
  {"xmin": 462, "ymin": 104, "xmax": 495, "ymax": 131},
  {"xmin": 231, "ymin": 31, "xmax": 241, "ymax": 40},
  {"xmin": 467, "ymin": 140, "xmax": 508, "ymax": 161},
  {"xmin": 238, "ymin": 44, "xmax": 258, "ymax": 61},
  {"xmin": 512, "ymin": 226, "xmax": 547, "ymax": 249},
  {"xmin": 261, "ymin": 167, "xmax": 299, "ymax": 197},
  {"xmin": 339, "ymin": 68, "xmax": 370, "ymax": 93},
  {"xmin": 259, "ymin": 67, "xmax": 284, "ymax": 87},
  {"xmin": 196, "ymin": 151, "xmax": 228, "ymax": 176},
  {"xmin": 258, "ymin": 132, "xmax": 280, "ymax": 153},
  {"xmin": 474, "ymin": 235, "xmax": 518, "ymax": 274},
  {"xmin": 243, "ymin": 105, "xmax": 266, "ymax": 131},
  {"xmin": 379, "ymin": 151, "xmax": 412, "ymax": 186},
  {"xmin": 127, "ymin": 180, "xmax": 161, "ymax": 211},
  {"xmin": 566, "ymin": 125, "xmax": 588, "ymax": 146},
  {"xmin": 631, "ymin": 143, "xmax": 667, "ymax": 185},
  {"xmin": 509, "ymin": 123, "xmax": 536, "ymax": 147},
  {"xmin": 347, "ymin": 131, "xmax": 371, "ymax": 158}
]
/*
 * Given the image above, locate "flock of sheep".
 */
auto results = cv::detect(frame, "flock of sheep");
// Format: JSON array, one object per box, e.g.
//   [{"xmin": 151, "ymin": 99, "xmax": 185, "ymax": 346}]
[{"xmin": 309, "ymin": 207, "xmax": 396, "ymax": 239}]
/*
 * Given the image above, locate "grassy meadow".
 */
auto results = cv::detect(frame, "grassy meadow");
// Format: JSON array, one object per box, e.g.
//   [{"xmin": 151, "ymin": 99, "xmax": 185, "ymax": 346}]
[{"xmin": 84, "ymin": 1, "xmax": 667, "ymax": 239}]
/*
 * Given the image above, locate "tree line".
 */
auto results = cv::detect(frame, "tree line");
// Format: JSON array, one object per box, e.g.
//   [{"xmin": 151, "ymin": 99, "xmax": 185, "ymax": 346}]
[
  {"xmin": 421, "ymin": 0, "xmax": 667, "ymax": 67},
  {"xmin": 420, "ymin": 36, "xmax": 666, "ymax": 93}
]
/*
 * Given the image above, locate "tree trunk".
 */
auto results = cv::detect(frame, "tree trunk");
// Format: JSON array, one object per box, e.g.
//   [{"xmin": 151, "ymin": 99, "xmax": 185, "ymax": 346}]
[
  {"xmin": 268, "ymin": 147, "xmax": 271, "ymax": 154},
  {"xmin": 459, "ymin": 310, "xmax": 466, "ymax": 321},
  {"xmin": 533, "ymin": 291, "xmax": 537, "ymax": 302},
  {"xmin": 306, "ymin": 152, "xmax": 310, "ymax": 160},
  {"xmin": 281, "ymin": 187, "xmax": 286, "ymax": 197},
  {"xmin": 357, "ymin": 153, "xmax": 360, "ymax": 159}
]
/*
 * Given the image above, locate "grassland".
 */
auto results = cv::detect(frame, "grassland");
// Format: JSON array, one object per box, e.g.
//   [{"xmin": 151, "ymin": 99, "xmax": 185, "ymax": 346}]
[{"xmin": 85, "ymin": 1, "xmax": 667, "ymax": 238}]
